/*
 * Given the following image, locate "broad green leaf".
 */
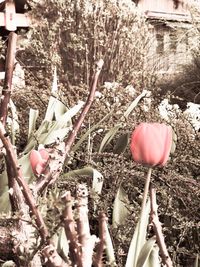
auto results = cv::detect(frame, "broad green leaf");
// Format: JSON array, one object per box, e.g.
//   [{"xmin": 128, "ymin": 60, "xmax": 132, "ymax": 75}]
[
  {"xmin": 7, "ymin": 99, "xmax": 19, "ymax": 145},
  {"xmin": 99, "ymin": 124, "xmax": 121, "ymax": 153},
  {"xmin": 63, "ymin": 167, "xmax": 104, "ymax": 194},
  {"xmin": 24, "ymin": 101, "xmax": 83, "ymax": 153},
  {"xmin": 98, "ymin": 91, "xmax": 146, "ymax": 153},
  {"xmin": 52, "ymin": 66, "xmax": 58, "ymax": 94},
  {"xmin": 37, "ymin": 127, "xmax": 71, "ymax": 145},
  {"xmin": 54, "ymin": 100, "xmax": 69, "ymax": 120},
  {"xmin": 147, "ymin": 245, "xmax": 161, "ymax": 267},
  {"xmin": 113, "ymin": 133, "xmax": 129, "ymax": 154},
  {"xmin": 0, "ymin": 153, "xmax": 34, "ymax": 213},
  {"xmin": 28, "ymin": 109, "xmax": 39, "ymax": 140},
  {"xmin": 19, "ymin": 153, "xmax": 34, "ymax": 184},
  {"xmin": 170, "ymin": 128, "xmax": 177, "ymax": 154},
  {"xmin": 92, "ymin": 168, "xmax": 104, "ymax": 194},
  {"xmin": 125, "ymin": 200, "xmax": 150, "ymax": 267},
  {"xmin": 112, "ymin": 186, "xmax": 130, "ymax": 228},
  {"xmin": 105, "ymin": 221, "xmax": 116, "ymax": 266},
  {"xmin": 136, "ymin": 237, "xmax": 156, "ymax": 267},
  {"xmin": 57, "ymin": 227, "xmax": 69, "ymax": 261},
  {"xmin": 1, "ymin": 260, "xmax": 16, "ymax": 267},
  {"xmin": 72, "ymin": 111, "xmax": 113, "ymax": 152},
  {"xmin": 194, "ymin": 254, "xmax": 199, "ymax": 267},
  {"xmin": 63, "ymin": 166, "xmax": 94, "ymax": 177},
  {"xmin": 44, "ymin": 67, "xmax": 58, "ymax": 121},
  {"xmin": 0, "ymin": 190, "xmax": 11, "ymax": 213},
  {"xmin": 124, "ymin": 90, "xmax": 147, "ymax": 119},
  {"xmin": 0, "ymin": 169, "xmax": 8, "ymax": 196}
]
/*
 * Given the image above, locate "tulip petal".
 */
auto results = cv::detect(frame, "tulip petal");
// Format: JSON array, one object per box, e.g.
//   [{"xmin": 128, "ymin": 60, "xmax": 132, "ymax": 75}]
[
  {"xmin": 39, "ymin": 148, "xmax": 49, "ymax": 161},
  {"xmin": 29, "ymin": 148, "xmax": 49, "ymax": 177},
  {"xmin": 130, "ymin": 123, "xmax": 172, "ymax": 167},
  {"xmin": 29, "ymin": 150, "xmax": 42, "ymax": 175}
]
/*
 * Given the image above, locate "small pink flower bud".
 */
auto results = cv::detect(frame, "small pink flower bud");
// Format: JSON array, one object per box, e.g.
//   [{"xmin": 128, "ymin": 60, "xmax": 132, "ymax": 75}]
[{"xmin": 29, "ymin": 147, "xmax": 49, "ymax": 177}]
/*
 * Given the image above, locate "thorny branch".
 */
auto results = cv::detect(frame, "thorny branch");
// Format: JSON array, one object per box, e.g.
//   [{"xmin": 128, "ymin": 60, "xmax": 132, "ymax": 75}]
[
  {"xmin": 150, "ymin": 185, "xmax": 173, "ymax": 267},
  {"xmin": 62, "ymin": 191, "xmax": 82, "ymax": 266},
  {"xmin": 0, "ymin": 122, "xmax": 50, "ymax": 244},
  {"xmin": 0, "ymin": 32, "xmax": 17, "ymax": 126},
  {"xmin": 93, "ymin": 212, "xmax": 107, "ymax": 267},
  {"xmin": 62, "ymin": 185, "xmax": 106, "ymax": 267}
]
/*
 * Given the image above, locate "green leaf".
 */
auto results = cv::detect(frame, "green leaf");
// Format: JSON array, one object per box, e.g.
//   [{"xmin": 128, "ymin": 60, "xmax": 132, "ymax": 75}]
[
  {"xmin": 147, "ymin": 245, "xmax": 161, "ymax": 267},
  {"xmin": 92, "ymin": 168, "xmax": 104, "ymax": 194},
  {"xmin": 112, "ymin": 186, "xmax": 130, "ymax": 228},
  {"xmin": 57, "ymin": 227, "xmax": 69, "ymax": 261},
  {"xmin": 63, "ymin": 167, "xmax": 104, "ymax": 194},
  {"xmin": 24, "ymin": 101, "xmax": 83, "ymax": 153},
  {"xmin": 0, "ymin": 190, "xmax": 11, "ymax": 213},
  {"xmin": 125, "ymin": 200, "xmax": 150, "ymax": 267},
  {"xmin": 28, "ymin": 108, "xmax": 39, "ymax": 140},
  {"xmin": 63, "ymin": 166, "xmax": 94, "ymax": 177},
  {"xmin": 124, "ymin": 90, "xmax": 147, "ymax": 119},
  {"xmin": 7, "ymin": 99, "xmax": 19, "ymax": 145},
  {"xmin": 72, "ymin": 111, "xmax": 113, "ymax": 152},
  {"xmin": 105, "ymin": 220, "xmax": 116, "ymax": 266},
  {"xmin": 0, "ymin": 169, "xmax": 8, "ymax": 196},
  {"xmin": 136, "ymin": 237, "xmax": 156, "ymax": 267},
  {"xmin": 1, "ymin": 261, "xmax": 16, "ymax": 267},
  {"xmin": 52, "ymin": 66, "xmax": 58, "ymax": 94},
  {"xmin": 0, "ymin": 153, "xmax": 34, "ymax": 213},
  {"xmin": 99, "ymin": 124, "xmax": 121, "ymax": 152},
  {"xmin": 98, "ymin": 91, "xmax": 147, "ymax": 153},
  {"xmin": 19, "ymin": 153, "xmax": 34, "ymax": 184},
  {"xmin": 113, "ymin": 133, "xmax": 129, "ymax": 154},
  {"xmin": 170, "ymin": 128, "xmax": 177, "ymax": 154}
]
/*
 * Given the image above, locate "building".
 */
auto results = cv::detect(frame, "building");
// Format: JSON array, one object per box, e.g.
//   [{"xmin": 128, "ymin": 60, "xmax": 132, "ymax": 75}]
[{"xmin": 134, "ymin": 0, "xmax": 200, "ymax": 76}]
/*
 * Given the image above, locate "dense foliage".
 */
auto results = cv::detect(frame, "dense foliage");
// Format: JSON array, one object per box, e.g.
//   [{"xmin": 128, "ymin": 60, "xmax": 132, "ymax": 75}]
[{"xmin": 0, "ymin": 0, "xmax": 199, "ymax": 266}]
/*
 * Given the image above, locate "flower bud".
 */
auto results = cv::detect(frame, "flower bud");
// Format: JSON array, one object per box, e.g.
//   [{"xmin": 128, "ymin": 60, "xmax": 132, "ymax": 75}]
[
  {"xmin": 29, "ymin": 147, "xmax": 49, "ymax": 177},
  {"xmin": 130, "ymin": 123, "xmax": 172, "ymax": 167}
]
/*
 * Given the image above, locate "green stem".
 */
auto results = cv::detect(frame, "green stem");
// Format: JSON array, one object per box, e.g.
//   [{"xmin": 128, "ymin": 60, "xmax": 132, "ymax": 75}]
[
  {"xmin": 133, "ymin": 167, "xmax": 152, "ymax": 267},
  {"xmin": 140, "ymin": 167, "xmax": 152, "ymax": 218}
]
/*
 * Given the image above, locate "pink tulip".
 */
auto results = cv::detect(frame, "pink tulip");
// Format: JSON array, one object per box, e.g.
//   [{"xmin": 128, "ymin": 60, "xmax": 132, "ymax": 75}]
[
  {"xmin": 130, "ymin": 123, "xmax": 172, "ymax": 167},
  {"xmin": 29, "ymin": 147, "xmax": 49, "ymax": 177}
]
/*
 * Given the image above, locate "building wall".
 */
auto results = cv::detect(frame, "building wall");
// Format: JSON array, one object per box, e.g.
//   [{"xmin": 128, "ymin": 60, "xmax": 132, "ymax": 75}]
[
  {"xmin": 137, "ymin": 0, "xmax": 199, "ymax": 76},
  {"xmin": 138, "ymin": 0, "xmax": 188, "ymax": 16}
]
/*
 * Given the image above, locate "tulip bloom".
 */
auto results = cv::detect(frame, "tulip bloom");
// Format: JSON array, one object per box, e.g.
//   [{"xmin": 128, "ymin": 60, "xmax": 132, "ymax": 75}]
[
  {"xmin": 29, "ymin": 146, "xmax": 49, "ymax": 177},
  {"xmin": 130, "ymin": 123, "xmax": 172, "ymax": 167}
]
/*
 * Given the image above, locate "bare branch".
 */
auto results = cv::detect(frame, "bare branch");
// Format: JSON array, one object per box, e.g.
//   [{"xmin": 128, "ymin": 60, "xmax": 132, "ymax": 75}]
[
  {"xmin": 76, "ymin": 184, "xmax": 97, "ymax": 267},
  {"xmin": 0, "ymin": 122, "xmax": 50, "ymax": 244},
  {"xmin": 150, "ymin": 185, "xmax": 173, "ymax": 267},
  {"xmin": 35, "ymin": 59, "xmax": 104, "ymax": 194},
  {"xmin": 62, "ymin": 191, "xmax": 82, "ymax": 266},
  {"xmin": 0, "ymin": 32, "xmax": 17, "ymax": 125},
  {"xmin": 93, "ymin": 212, "xmax": 107, "ymax": 267},
  {"xmin": 64, "ymin": 59, "xmax": 104, "ymax": 158}
]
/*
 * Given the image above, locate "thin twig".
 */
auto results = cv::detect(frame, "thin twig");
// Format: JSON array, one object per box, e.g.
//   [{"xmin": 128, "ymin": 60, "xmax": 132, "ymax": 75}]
[
  {"xmin": 149, "ymin": 185, "xmax": 173, "ymax": 267},
  {"xmin": 64, "ymin": 59, "xmax": 104, "ymax": 159}
]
